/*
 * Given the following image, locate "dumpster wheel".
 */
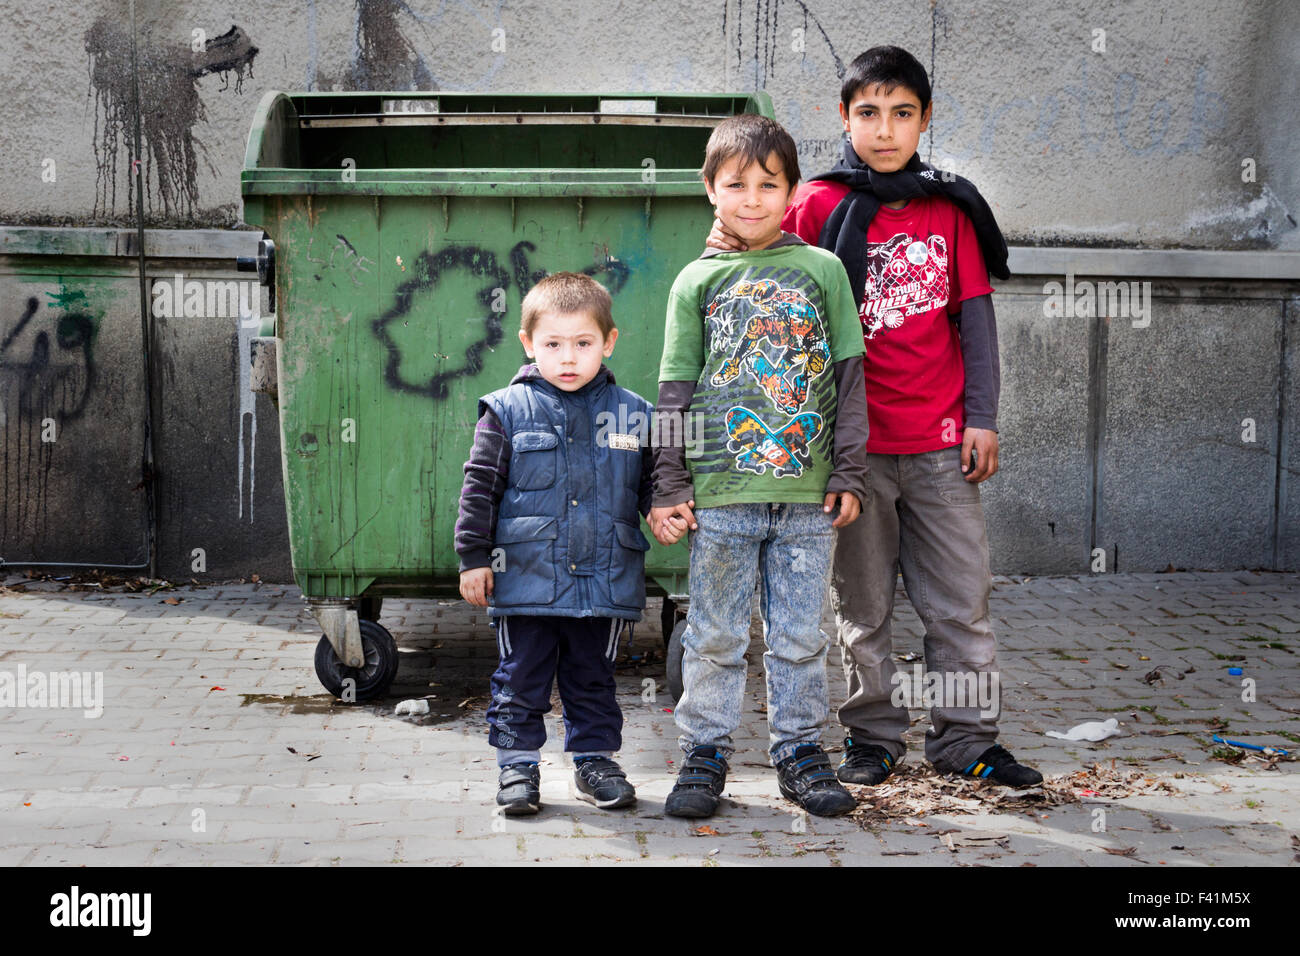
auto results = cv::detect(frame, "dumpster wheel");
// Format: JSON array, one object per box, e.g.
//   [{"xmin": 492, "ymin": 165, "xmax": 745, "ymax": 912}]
[
  {"xmin": 314, "ymin": 619, "xmax": 399, "ymax": 702},
  {"xmin": 665, "ymin": 619, "xmax": 687, "ymax": 704}
]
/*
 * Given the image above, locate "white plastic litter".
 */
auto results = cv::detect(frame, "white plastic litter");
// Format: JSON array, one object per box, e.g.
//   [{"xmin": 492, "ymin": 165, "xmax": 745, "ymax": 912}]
[
  {"xmin": 1046, "ymin": 718, "xmax": 1122, "ymax": 742},
  {"xmin": 394, "ymin": 698, "xmax": 430, "ymax": 716}
]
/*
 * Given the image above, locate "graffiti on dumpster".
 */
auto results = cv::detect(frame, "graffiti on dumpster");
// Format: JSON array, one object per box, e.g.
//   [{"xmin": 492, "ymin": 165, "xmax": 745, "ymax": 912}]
[
  {"xmin": 371, "ymin": 240, "xmax": 631, "ymax": 401},
  {"xmin": 307, "ymin": 234, "xmax": 376, "ymax": 287}
]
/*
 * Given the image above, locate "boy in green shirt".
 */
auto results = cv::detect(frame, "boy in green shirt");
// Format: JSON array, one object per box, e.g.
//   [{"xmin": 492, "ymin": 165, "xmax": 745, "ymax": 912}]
[{"xmin": 649, "ymin": 114, "xmax": 870, "ymax": 818}]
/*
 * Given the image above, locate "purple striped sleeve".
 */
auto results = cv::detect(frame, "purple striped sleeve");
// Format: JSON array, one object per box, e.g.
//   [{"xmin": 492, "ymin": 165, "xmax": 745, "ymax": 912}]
[{"xmin": 454, "ymin": 406, "xmax": 510, "ymax": 572}]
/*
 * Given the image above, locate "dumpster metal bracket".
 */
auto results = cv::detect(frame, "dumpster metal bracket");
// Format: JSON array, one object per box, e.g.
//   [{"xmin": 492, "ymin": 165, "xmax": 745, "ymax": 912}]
[
  {"xmin": 644, "ymin": 195, "xmax": 653, "ymax": 226},
  {"xmin": 576, "ymin": 196, "xmax": 584, "ymax": 231},
  {"xmin": 510, "ymin": 197, "xmax": 516, "ymax": 230},
  {"xmin": 442, "ymin": 196, "xmax": 449, "ymax": 231},
  {"xmin": 249, "ymin": 336, "xmax": 278, "ymax": 401},
  {"xmin": 311, "ymin": 602, "xmax": 365, "ymax": 668}
]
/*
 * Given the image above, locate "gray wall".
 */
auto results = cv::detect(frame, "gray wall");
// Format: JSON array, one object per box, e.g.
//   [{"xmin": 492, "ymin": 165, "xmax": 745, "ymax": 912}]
[
  {"xmin": 2, "ymin": 0, "xmax": 1298, "ymax": 580},
  {"xmin": 4, "ymin": 0, "xmax": 1297, "ymax": 247}
]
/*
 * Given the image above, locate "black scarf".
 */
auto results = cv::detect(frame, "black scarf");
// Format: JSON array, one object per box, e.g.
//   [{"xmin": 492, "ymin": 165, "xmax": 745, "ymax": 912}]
[{"xmin": 811, "ymin": 141, "xmax": 1010, "ymax": 305}]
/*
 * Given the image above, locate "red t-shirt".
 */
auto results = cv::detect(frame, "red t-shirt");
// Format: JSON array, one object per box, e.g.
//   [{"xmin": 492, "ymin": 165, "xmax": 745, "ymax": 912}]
[{"xmin": 782, "ymin": 181, "xmax": 993, "ymax": 453}]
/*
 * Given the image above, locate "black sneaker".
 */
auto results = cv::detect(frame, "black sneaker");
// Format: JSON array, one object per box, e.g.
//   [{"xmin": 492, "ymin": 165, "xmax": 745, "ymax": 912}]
[
  {"xmin": 960, "ymin": 744, "xmax": 1044, "ymax": 787},
  {"xmin": 776, "ymin": 744, "xmax": 857, "ymax": 816},
  {"xmin": 837, "ymin": 736, "xmax": 898, "ymax": 785},
  {"xmin": 497, "ymin": 763, "xmax": 541, "ymax": 815},
  {"xmin": 574, "ymin": 756, "xmax": 636, "ymax": 809},
  {"xmin": 664, "ymin": 746, "xmax": 728, "ymax": 818}
]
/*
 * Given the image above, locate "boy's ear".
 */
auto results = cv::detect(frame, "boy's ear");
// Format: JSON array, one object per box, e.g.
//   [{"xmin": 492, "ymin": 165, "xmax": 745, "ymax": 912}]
[
  {"xmin": 518, "ymin": 328, "xmax": 534, "ymax": 357},
  {"xmin": 838, "ymin": 101, "xmax": 850, "ymax": 131},
  {"xmin": 602, "ymin": 327, "xmax": 619, "ymax": 356},
  {"xmin": 919, "ymin": 102, "xmax": 933, "ymax": 133}
]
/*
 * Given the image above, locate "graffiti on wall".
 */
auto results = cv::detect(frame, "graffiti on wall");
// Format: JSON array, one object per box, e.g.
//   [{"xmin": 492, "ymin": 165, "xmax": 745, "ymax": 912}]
[
  {"xmin": 85, "ymin": 18, "xmax": 258, "ymax": 221},
  {"xmin": 0, "ymin": 290, "xmax": 100, "ymax": 546},
  {"xmin": 1, "ymin": 293, "xmax": 98, "ymax": 426},
  {"xmin": 308, "ymin": 0, "xmax": 507, "ymax": 93}
]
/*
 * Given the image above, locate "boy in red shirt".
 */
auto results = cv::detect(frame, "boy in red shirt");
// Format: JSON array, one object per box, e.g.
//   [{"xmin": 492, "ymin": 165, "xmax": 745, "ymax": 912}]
[{"xmin": 709, "ymin": 46, "xmax": 1042, "ymax": 787}]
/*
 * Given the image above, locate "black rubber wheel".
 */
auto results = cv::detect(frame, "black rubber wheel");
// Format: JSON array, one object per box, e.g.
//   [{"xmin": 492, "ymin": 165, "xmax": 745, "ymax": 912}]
[
  {"xmin": 314, "ymin": 619, "xmax": 398, "ymax": 702},
  {"xmin": 661, "ymin": 597, "xmax": 678, "ymax": 649},
  {"xmin": 666, "ymin": 619, "xmax": 687, "ymax": 703},
  {"xmin": 357, "ymin": 596, "xmax": 383, "ymax": 623}
]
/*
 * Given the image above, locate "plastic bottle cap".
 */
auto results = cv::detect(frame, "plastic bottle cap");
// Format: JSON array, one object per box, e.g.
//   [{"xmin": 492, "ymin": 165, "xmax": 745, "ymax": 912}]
[{"xmin": 1228, "ymin": 667, "xmax": 1243, "ymax": 675}]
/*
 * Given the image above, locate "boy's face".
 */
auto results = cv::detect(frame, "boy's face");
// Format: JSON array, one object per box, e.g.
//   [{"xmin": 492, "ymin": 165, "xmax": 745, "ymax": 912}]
[
  {"xmin": 519, "ymin": 309, "xmax": 617, "ymax": 392},
  {"xmin": 839, "ymin": 82, "xmax": 931, "ymax": 173},
  {"xmin": 704, "ymin": 151, "xmax": 796, "ymax": 251}
]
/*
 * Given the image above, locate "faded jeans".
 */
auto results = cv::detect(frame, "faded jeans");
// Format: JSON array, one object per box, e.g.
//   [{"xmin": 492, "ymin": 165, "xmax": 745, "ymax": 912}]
[{"xmin": 675, "ymin": 502, "xmax": 835, "ymax": 765}]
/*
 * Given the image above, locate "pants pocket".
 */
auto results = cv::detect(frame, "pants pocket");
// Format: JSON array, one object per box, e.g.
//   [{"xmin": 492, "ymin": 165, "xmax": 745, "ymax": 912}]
[{"xmin": 932, "ymin": 446, "xmax": 982, "ymax": 505}]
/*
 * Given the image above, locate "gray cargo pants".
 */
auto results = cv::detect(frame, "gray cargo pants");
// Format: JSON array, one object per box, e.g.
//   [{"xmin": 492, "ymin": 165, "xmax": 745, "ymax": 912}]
[{"xmin": 829, "ymin": 444, "xmax": 1001, "ymax": 773}]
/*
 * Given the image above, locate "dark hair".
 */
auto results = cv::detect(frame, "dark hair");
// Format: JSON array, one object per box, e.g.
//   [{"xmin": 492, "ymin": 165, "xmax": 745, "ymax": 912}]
[
  {"xmin": 840, "ymin": 45, "xmax": 931, "ymax": 114},
  {"xmin": 520, "ymin": 271, "xmax": 614, "ymax": 338},
  {"xmin": 700, "ymin": 113, "xmax": 800, "ymax": 189}
]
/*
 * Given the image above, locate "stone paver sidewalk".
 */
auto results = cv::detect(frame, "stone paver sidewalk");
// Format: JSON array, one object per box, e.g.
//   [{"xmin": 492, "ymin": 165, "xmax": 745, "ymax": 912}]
[{"xmin": 1, "ymin": 571, "xmax": 1296, "ymax": 865}]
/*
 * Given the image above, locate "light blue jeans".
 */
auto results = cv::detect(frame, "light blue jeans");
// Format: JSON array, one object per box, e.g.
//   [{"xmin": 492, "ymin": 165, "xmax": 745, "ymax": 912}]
[{"xmin": 675, "ymin": 502, "xmax": 835, "ymax": 764}]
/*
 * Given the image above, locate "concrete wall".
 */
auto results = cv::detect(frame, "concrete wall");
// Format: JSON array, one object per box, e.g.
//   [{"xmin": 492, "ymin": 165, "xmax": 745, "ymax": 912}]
[
  {"xmin": 2, "ymin": 0, "xmax": 1297, "ymax": 246},
  {"xmin": 2, "ymin": 0, "xmax": 1298, "ymax": 581}
]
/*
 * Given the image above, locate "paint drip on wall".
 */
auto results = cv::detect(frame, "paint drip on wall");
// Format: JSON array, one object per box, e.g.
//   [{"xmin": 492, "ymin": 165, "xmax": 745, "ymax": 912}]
[{"xmin": 85, "ymin": 19, "xmax": 258, "ymax": 222}]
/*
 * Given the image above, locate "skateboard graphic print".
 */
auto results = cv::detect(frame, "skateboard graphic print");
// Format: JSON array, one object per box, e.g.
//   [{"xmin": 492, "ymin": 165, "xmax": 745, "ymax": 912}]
[
  {"xmin": 724, "ymin": 407, "xmax": 824, "ymax": 478},
  {"xmin": 706, "ymin": 278, "xmax": 830, "ymax": 415}
]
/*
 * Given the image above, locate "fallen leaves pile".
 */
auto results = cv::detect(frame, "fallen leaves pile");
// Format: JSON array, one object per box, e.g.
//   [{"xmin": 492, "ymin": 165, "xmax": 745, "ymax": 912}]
[{"xmin": 848, "ymin": 760, "xmax": 1181, "ymax": 828}]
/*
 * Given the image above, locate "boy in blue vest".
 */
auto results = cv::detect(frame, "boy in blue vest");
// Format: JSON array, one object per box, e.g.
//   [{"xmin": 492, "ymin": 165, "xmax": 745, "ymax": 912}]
[{"xmin": 455, "ymin": 272, "xmax": 655, "ymax": 815}]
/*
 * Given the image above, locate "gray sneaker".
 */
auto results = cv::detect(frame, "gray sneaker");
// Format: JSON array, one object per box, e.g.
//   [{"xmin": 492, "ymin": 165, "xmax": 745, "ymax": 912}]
[
  {"xmin": 497, "ymin": 763, "xmax": 541, "ymax": 815},
  {"xmin": 574, "ymin": 756, "xmax": 636, "ymax": 809}
]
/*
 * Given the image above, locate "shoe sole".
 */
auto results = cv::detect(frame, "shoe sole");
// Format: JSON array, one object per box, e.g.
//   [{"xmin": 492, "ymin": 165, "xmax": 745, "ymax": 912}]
[
  {"xmin": 664, "ymin": 795, "xmax": 720, "ymax": 818},
  {"xmin": 499, "ymin": 799, "xmax": 541, "ymax": 815},
  {"xmin": 778, "ymin": 779, "xmax": 857, "ymax": 817},
  {"xmin": 576, "ymin": 789, "xmax": 637, "ymax": 810},
  {"xmin": 836, "ymin": 767, "xmax": 893, "ymax": 785}
]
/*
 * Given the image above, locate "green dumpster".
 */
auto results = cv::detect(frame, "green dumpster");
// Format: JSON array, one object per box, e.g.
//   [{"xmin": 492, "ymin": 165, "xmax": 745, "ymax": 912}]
[{"xmin": 241, "ymin": 91, "xmax": 776, "ymax": 700}]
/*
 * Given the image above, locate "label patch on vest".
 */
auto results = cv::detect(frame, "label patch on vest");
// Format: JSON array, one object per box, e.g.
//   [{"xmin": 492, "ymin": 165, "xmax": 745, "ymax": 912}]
[{"xmin": 606, "ymin": 432, "xmax": 641, "ymax": 451}]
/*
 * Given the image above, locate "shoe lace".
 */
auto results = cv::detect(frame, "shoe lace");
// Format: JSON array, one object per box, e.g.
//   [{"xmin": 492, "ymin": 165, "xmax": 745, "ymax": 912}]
[
  {"xmin": 842, "ymin": 742, "xmax": 890, "ymax": 767},
  {"xmin": 980, "ymin": 744, "xmax": 1015, "ymax": 768}
]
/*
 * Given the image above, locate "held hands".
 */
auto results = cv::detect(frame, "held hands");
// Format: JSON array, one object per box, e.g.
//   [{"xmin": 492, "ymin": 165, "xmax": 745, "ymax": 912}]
[
  {"xmin": 960, "ymin": 427, "xmax": 1000, "ymax": 483},
  {"xmin": 459, "ymin": 567, "xmax": 493, "ymax": 607},
  {"xmin": 649, "ymin": 500, "xmax": 697, "ymax": 545},
  {"xmin": 823, "ymin": 491, "xmax": 861, "ymax": 528}
]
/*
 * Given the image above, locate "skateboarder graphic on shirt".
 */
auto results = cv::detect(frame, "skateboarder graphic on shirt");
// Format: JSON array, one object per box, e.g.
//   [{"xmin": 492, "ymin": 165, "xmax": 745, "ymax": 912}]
[
  {"xmin": 704, "ymin": 276, "xmax": 829, "ymax": 477},
  {"xmin": 706, "ymin": 277, "xmax": 831, "ymax": 414}
]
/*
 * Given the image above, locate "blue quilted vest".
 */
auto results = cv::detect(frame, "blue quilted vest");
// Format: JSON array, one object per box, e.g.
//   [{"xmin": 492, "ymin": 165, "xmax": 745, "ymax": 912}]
[{"xmin": 481, "ymin": 364, "xmax": 652, "ymax": 621}]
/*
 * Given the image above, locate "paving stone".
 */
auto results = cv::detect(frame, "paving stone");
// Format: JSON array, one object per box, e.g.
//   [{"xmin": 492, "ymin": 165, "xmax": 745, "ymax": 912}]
[{"xmin": 3, "ymin": 574, "xmax": 1298, "ymax": 866}]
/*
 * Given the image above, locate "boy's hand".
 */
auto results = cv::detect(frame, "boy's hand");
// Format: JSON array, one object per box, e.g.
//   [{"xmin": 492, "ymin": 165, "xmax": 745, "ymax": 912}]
[
  {"xmin": 706, "ymin": 215, "xmax": 747, "ymax": 252},
  {"xmin": 960, "ymin": 427, "xmax": 1000, "ymax": 483},
  {"xmin": 650, "ymin": 500, "xmax": 697, "ymax": 545},
  {"xmin": 823, "ymin": 491, "xmax": 860, "ymax": 528},
  {"xmin": 459, "ymin": 567, "xmax": 493, "ymax": 607}
]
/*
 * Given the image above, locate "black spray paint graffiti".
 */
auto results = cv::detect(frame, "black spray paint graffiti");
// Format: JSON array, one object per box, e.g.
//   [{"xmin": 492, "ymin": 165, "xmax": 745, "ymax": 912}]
[
  {"xmin": 726, "ymin": 0, "xmax": 845, "ymax": 89},
  {"xmin": 1, "ymin": 295, "xmax": 98, "ymax": 425},
  {"xmin": 85, "ymin": 19, "xmax": 258, "ymax": 220},
  {"xmin": 371, "ymin": 241, "xmax": 630, "ymax": 401}
]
